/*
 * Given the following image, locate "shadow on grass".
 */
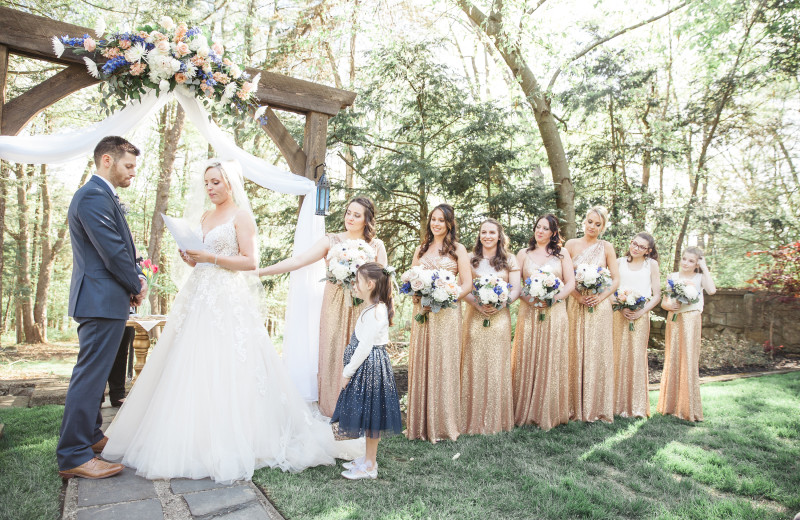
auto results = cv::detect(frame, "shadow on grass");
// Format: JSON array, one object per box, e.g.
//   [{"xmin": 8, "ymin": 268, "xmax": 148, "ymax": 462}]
[{"xmin": 254, "ymin": 373, "xmax": 800, "ymax": 520}]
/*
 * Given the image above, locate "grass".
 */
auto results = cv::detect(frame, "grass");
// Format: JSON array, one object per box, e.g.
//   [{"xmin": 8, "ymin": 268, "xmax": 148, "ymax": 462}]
[
  {"xmin": 0, "ymin": 405, "xmax": 64, "ymax": 520},
  {"xmin": 253, "ymin": 372, "xmax": 800, "ymax": 520},
  {"xmin": 0, "ymin": 374, "xmax": 797, "ymax": 520}
]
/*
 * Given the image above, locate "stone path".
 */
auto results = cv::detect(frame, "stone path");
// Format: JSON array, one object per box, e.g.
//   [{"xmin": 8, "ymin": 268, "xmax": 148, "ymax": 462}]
[{"xmin": 59, "ymin": 404, "xmax": 285, "ymax": 520}]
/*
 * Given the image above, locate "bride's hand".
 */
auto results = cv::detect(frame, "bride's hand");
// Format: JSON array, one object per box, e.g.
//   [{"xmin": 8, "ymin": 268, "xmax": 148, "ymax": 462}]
[
  {"xmin": 185, "ymin": 249, "xmax": 213, "ymax": 264},
  {"xmin": 179, "ymin": 250, "xmax": 197, "ymax": 267}
]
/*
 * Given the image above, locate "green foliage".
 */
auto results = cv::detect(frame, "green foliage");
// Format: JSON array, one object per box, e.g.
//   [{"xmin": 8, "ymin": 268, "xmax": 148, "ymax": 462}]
[{"xmin": 329, "ymin": 40, "xmax": 555, "ymax": 269}]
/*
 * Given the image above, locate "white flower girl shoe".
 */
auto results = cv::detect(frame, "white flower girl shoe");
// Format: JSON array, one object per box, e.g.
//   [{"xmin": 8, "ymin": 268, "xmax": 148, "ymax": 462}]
[{"xmin": 341, "ymin": 461, "xmax": 378, "ymax": 480}]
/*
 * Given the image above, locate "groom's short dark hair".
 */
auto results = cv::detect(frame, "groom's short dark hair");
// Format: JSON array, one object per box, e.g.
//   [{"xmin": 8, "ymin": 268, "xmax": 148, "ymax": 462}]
[{"xmin": 94, "ymin": 136, "xmax": 140, "ymax": 166}]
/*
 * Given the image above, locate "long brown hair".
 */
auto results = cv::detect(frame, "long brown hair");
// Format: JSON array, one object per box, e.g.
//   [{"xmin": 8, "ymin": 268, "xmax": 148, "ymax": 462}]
[
  {"xmin": 346, "ymin": 196, "xmax": 377, "ymax": 243},
  {"xmin": 418, "ymin": 204, "xmax": 458, "ymax": 261},
  {"xmin": 471, "ymin": 218, "xmax": 510, "ymax": 271},
  {"xmin": 683, "ymin": 246, "xmax": 706, "ymax": 273},
  {"xmin": 626, "ymin": 232, "xmax": 659, "ymax": 262},
  {"xmin": 527, "ymin": 214, "xmax": 563, "ymax": 258},
  {"xmin": 357, "ymin": 262, "xmax": 395, "ymax": 326}
]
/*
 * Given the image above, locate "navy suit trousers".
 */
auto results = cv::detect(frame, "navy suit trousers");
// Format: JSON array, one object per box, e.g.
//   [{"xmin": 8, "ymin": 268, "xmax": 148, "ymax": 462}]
[{"xmin": 57, "ymin": 317, "xmax": 126, "ymax": 470}]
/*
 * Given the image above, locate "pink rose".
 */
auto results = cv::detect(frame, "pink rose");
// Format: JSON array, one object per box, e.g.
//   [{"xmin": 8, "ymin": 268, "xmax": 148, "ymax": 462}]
[
  {"xmin": 410, "ymin": 279, "xmax": 425, "ymax": 291},
  {"xmin": 83, "ymin": 37, "xmax": 96, "ymax": 52},
  {"xmin": 156, "ymin": 40, "xmax": 170, "ymax": 53},
  {"xmin": 212, "ymin": 42, "xmax": 224, "ymax": 55},
  {"xmin": 174, "ymin": 72, "xmax": 187, "ymax": 84},
  {"xmin": 176, "ymin": 42, "xmax": 190, "ymax": 56},
  {"xmin": 129, "ymin": 62, "xmax": 146, "ymax": 76},
  {"xmin": 241, "ymin": 81, "xmax": 253, "ymax": 93}
]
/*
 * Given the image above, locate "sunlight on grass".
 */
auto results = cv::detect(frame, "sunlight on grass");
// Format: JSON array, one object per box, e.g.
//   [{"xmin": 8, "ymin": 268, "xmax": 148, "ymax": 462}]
[{"xmin": 580, "ymin": 418, "xmax": 647, "ymax": 461}]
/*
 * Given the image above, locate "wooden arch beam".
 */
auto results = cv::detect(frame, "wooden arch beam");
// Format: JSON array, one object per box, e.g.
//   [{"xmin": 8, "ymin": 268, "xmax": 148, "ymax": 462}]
[{"xmin": 2, "ymin": 63, "xmax": 98, "ymax": 136}]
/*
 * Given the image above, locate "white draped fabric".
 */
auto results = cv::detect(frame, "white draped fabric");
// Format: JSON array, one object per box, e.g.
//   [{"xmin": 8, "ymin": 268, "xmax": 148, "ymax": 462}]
[{"xmin": 0, "ymin": 88, "xmax": 325, "ymax": 401}]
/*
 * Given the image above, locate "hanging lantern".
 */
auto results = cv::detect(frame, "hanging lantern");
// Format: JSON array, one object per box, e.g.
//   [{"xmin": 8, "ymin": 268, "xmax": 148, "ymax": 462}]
[{"xmin": 315, "ymin": 163, "xmax": 330, "ymax": 216}]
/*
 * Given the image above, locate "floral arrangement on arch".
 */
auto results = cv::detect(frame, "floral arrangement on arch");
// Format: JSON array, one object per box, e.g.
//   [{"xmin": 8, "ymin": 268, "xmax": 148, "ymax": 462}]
[{"xmin": 52, "ymin": 16, "xmax": 267, "ymax": 123}]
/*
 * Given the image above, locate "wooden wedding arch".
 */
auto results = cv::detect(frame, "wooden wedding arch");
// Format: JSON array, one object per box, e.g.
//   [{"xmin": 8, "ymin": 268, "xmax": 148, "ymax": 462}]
[{"xmin": 0, "ymin": 6, "xmax": 356, "ymax": 182}]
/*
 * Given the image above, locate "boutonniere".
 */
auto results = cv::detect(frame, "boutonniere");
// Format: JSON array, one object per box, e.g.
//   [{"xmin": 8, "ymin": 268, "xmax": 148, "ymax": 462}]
[{"xmin": 119, "ymin": 201, "xmax": 130, "ymax": 216}]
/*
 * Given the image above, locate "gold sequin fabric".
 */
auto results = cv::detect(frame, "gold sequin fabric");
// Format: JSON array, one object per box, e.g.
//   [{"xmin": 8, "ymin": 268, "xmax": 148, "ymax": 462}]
[
  {"xmin": 318, "ymin": 283, "xmax": 362, "ymax": 416},
  {"xmin": 657, "ymin": 310, "xmax": 703, "ymax": 421},
  {"xmin": 567, "ymin": 296, "xmax": 614, "ymax": 423},
  {"xmin": 406, "ymin": 256, "xmax": 461, "ymax": 442},
  {"xmin": 612, "ymin": 311, "xmax": 651, "ymax": 418},
  {"xmin": 512, "ymin": 255, "xmax": 570, "ymax": 430},
  {"xmin": 460, "ymin": 257, "xmax": 515, "ymax": 435}
]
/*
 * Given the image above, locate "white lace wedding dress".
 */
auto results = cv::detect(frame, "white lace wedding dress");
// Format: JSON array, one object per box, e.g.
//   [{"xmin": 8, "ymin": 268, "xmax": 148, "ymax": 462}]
[{"xmin": 102, "ymin": 220, "xmax": 363, "ymax": 483}]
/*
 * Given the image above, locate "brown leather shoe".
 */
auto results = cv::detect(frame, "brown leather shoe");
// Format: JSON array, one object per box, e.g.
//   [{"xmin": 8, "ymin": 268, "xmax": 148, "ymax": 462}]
[
  {"xmin": 59, "ymin": 457, "xmax": 124, "ymax": 480},
  {"xmin": 91, "ymin": 436, "xmax": 109, "ymax": 453}
]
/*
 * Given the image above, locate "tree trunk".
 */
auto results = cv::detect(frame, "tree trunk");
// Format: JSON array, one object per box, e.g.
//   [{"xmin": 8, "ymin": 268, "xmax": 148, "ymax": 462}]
[
  {"xmin": 147, "ymin": 103, "xmax": 185, "ymax": 314},
  {"xmin": 15, "ymin": 165, "xmax": 36, "ymax": 343},
  {"xmin": 457, "ymin": 0, "xmax": 576, "ymax": 237},
  {"xmin": 0, "ymin": 161, "xmax": 7, "ymax": 341}
]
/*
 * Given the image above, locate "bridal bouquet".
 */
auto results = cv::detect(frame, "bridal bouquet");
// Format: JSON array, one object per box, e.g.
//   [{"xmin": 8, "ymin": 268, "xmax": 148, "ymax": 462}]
[
  {"xmin": 400, "ymin": 266, "xmax": 460, "ymax": 323},
  {"xmin": 522, "ymin": 266, "xmax": 563, "ymax": 321},
  {"xmin": 471, "ymin": 275, "xmax": 512, "ymax": 327},
  {"xmin": 574, "ymin": 263, "xmax": 612, "ymax": 313},
  {"xmin": 612, "ymin": 288, "xmax": 648, "ymax": 330},
  {"xmin": 52, "ymin": 16, "xmax": 264, "ymax": 122},
  {"xmin": 324, "ymin": 239, "xmax": 375, "ymax": 306},
  {"xmin": 664, "ymin": 276, "xmax": 700, "ymax": 321}
]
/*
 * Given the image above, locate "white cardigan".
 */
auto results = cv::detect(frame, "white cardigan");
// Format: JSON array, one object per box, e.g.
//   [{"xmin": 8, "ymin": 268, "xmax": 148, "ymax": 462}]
[{"xmin": 342, "ymin": 303, "xmax": 390, "ymax": 378}]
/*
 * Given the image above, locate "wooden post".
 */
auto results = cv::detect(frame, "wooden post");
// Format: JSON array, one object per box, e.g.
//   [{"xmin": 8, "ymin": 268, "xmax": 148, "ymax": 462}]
[
  {"xmin": 304, "ymin": 112, "xmax": 329, "ymax": 181},
  {"xmin": 0, "ymin": 44, "xmax": 9, "ymax": 133}
]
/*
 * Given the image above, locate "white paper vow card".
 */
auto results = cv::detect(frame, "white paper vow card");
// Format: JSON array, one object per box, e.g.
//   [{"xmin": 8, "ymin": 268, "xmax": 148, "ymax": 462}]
[{"xmin": 162, "ymin": 214, "xmax": 205, "ymax": 251}]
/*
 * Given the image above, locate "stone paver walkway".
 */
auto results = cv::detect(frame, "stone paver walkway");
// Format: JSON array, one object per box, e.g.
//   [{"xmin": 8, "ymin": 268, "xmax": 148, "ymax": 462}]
[{"xmin": 58, "ymin": 404, "xmax": 285, "ymax": 520}]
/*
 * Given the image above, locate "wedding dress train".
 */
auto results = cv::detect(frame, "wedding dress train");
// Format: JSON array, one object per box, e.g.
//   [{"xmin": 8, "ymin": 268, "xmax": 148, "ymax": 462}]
[{"xmin": 103, "ymin": 220, "xmax": 363, "ymax": 482}]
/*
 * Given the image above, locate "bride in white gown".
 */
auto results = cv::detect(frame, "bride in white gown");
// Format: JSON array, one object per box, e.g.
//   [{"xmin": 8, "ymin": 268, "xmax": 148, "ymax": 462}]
[{"xmin": 102, "ymin": 159, "xmax": 363, "ymax": 483}]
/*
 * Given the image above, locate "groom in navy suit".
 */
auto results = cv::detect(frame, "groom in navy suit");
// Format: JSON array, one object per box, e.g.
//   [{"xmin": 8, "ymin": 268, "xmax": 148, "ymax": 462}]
[{"xmin": 57, "ymin": 136, "xmax": 147, "ymax": 479}]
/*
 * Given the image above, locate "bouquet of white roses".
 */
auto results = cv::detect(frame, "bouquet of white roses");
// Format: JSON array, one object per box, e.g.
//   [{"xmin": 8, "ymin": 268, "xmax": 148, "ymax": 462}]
[
  {"xmin": 574, "ymin": 263, "xmax": 613, "ymax": 313},
  {"xmin": 324, "ymin": 239, "xmax": 375, "ymax": 306},
  {"xmin": 521, "ymin": 266, "xmax": 563, "ymax": 321},
  {"xmin": 471, "ymin": 275, "xmax": 512, "ymax": 327},
  {"xmin": 400, "ymin": 266, "xmax": 460, "ymax": 323},
  {"xmin": 664, "ymin": 276, "xmax": 700, "ymax": 321},
  {"xmin": 612, "ymin": 288, "xmax": 649, "ymax": 330}
]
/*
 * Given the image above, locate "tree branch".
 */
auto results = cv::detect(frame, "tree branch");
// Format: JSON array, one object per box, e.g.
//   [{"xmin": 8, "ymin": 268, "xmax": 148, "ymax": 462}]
[{"xmin": 547, "ymin": 1, "xmax": 689, "ymax": 92}]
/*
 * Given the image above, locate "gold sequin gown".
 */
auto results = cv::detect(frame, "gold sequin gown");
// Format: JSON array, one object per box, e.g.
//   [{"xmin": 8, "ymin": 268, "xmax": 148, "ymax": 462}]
[
  {"xmin": 317, "ymin": 234, "xmax": 382, "ymax": 417},
  {"xmin": 612, "ymin": 312, "xmax": 651, "ymax": 418},
  {"xmin": 512, "ymin": 254, "xmax": 570, "ymax": 430},
  {"xmin": 568, "ymin": 241, "xmax": 614, "ymax": 423},
  {"xmin": 460, "ymin": 255, "xmax": 516, "ymax": 435},
  {"xmin": 406, "ymin": 255, "xmax": 462, "ymax": 442},
  {"xmin": 657, "ymin": 310, "xmax": 703, "ymax": 421}
]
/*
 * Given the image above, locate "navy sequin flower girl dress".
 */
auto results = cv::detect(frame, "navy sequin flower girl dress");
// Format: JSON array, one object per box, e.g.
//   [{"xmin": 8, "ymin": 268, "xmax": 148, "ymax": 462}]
[{"xmin": 331, "ymin": 303, "xmax": 402, "ymax": 440}]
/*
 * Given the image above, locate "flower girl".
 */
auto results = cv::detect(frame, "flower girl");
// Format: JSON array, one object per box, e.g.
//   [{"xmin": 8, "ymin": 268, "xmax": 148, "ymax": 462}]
[{"xmin": 331, "ymin": 262, "xmax": 403, "ymax": 480}]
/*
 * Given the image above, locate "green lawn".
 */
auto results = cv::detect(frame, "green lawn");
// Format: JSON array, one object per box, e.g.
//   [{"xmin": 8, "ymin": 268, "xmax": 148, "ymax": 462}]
[
  {"xmin": 1, "ymin": 374, "xmax": 797, "ymax": 520},
  {"xmin": 254, "ymin": 372, "xmax": 800, "ymax": 520},
  {"xmin": 0, "ymin": 405, "xmax": 64, "ymax": 520}
]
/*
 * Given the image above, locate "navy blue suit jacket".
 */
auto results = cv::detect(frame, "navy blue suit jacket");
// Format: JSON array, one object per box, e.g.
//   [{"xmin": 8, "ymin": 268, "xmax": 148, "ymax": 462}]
[{"xmin": 68, "ymin": 175, "xmax": 142, "ymax": 319}]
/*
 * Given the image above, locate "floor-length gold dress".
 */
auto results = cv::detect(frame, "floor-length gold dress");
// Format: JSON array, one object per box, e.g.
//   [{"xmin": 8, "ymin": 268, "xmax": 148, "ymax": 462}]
[
  {"xmin": 460, "ymin": 255, "xmax": 516, "ymax": 435},
  {"xmin": 568, "ymin": 241, "xmax": 614, "ymax": 423},
  {"xmin": 612, "ymin": 257, "xmax": 654, "ymax": 418},
  {"xmin": 406, "ymin": 255, "xmax": 462, "ymax": 442},
  {"xmin": 657, "ymin": 273, "xmax": 704, "ymax": 421},
  {"xmin": 512, "ymin": 254, "xmax": 570, "ymax": 430}
]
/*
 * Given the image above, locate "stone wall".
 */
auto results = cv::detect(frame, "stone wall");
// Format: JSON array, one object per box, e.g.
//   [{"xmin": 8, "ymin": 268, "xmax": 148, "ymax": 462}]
[{"xmin": 649, "ymin": 289, "xmax": 800, "ymax": 354}]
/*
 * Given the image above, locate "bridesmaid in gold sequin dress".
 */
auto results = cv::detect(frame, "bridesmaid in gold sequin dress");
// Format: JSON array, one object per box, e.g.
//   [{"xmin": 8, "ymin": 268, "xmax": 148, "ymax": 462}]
[
  {"xmin": 406, "ymin": 204, "xmax": 472, "ymax": 442},
  {"xmin": 512, "ymin": 214, "xmax": 575, "ymax": 430},
  {"xmin": 460, "ymin": 219, "xmax": 521, "ymax": 435},
  {"xmin": 658, "ymin": 246, "xmax": 716, "ymax": 422},
  {"xmin": 565, "ymin": 207, "xmax": 620, "ymax": 423},
  {"xmin": 612, "ymin": 233, "xmax": 661, "ymax": 418},
  {"xmin": 259, "ymin": 197, "xmax": 387, "ymax": 416}
]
